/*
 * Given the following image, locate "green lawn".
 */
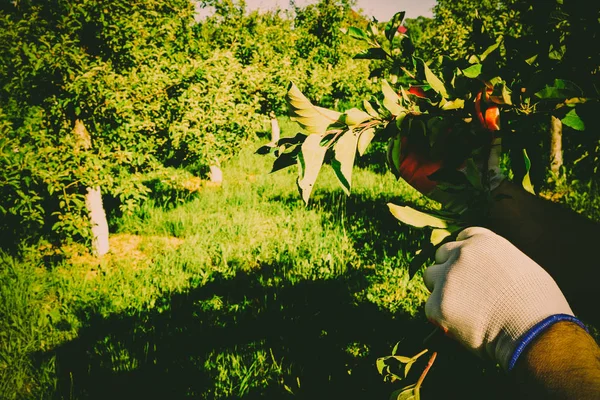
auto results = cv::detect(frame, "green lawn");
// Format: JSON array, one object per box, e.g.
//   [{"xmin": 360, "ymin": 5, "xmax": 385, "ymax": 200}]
[{"xmin": 1, "ymin": 119, "xmax": 577, "ymax": 399}]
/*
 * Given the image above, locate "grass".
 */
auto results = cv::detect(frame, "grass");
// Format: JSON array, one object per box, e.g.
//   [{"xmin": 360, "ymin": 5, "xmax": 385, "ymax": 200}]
[{"xmin": 3, "ymin": 117, "xmax": 594, "ymax": 399}]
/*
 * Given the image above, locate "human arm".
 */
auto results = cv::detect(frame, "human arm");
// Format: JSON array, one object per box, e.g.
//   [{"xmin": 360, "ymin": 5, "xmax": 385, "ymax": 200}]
[
  {"xmin": 512, "ymin": 321, "xmax": 600, "ymax": 399},
  {"xmin": 424, "ymin": 227, "xmax": 600, "ymax": 398}
]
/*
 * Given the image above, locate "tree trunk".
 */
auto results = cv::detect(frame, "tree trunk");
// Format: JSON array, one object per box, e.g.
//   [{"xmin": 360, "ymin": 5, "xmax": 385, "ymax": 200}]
[
  {"xmin": 270, "ymin": 113, "xmax": 280, "ymax": 144},
  {"xmin": 549, "ymin": 115, "xmax": 563, "ymax": 180},
  {"xmin": 85, "ymin": 187, "xmax": 110, "ymax": 256},
  {"xmin": 74, "ymin": 119, "xmax": 110, "ymax": 256}
]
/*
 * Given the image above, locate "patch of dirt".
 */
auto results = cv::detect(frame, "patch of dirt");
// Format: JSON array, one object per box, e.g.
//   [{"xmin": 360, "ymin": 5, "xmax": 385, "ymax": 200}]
[{"xmin": 63, "ymin": 234, "xmax": 185, "ymax": 275}]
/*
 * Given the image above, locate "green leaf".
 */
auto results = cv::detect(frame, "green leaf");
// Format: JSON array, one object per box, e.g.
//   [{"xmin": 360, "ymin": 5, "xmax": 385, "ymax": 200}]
[
  {"xmin": 387, "ymin": 204, "xmax": 449, "ymax": 228},
  {"xmin": 465, "ymin": 158, "xmax": 484, "ymax": 190},
  {"xmin": 440, "ymin": 98, "xmax": 465, "ymax": 110},
  {"xmin": 548, "ymin": 44, "xmax": 566, "ymax": 61},
  {"xmin": 368, "ymin": 22, "xmax": 378, "ymax": 37},
  {"xmin": 392, "ymin": 341, "xmax": 401, "ymax": 355},
  {"xmin": 522, "ymin": 149, "xmax": 535, "ymax": 195},
  {"xmin": 392, "ymin": 355, "xmax": 413, "ymax": 363},
  {"xmin": 343, "ymin": 108, "xmax": 372, "ymax": 126},
  {"xmin": 462, "ymin": 64, "xmax": 482, "ymax": 78},
  {"xmin": 376, "ymin": 358, "xmax": 386, "ymax": 375},
  {"xmin": 534, "ymin": 80, "xmax": 582, "ymax": 100},
  {"xmin": 480, "ymin": 39, "xmax": 501, "ymax": 61},
  {"xmin": 408, "ymin": 241, "xmax": 435, "ymax": 277},
  {"xmin": 271, "ymin": 146, "xmax": 301, "ymax": 173},
  {"xmin": 404, "ymin": 362, "xmax": 413, "ymax": 378},
  {"xmin": 385, "ymin": 11, "xmax": 405, "ymax": 43},
  {"xmin": 357, "ymin": 128, "xmax": 376, "ymax": 156},
  {"xmin": 390, "ymin": 384, "xmax": 419, "ymax": 400},
  {"xmin": 430, "ymin": 228, "xmax": 451, "ymax": 246},
  {"xmin": 524, "ymin": 54, "xmax": 538, "ymax": 65},
  {"xmin": 381, "ymin": 80, "xmax": 405, "ymax": 116},
  {"xmin": 347, "ymin": 27, "xmax": 369, "ymax": 41},
  {"xmin": 489, "ymin": 82, "xmax": 513, "ymax": 105},
  {"xmin": 354, "ymin": 47, "xmax": 387, "ymax": 60},
  {"xmin": 561, "ymin": 109, "xmax": 585, "ymax": 131},
  {"xmin": 331, "ymin": 130, "xmax": 359, "ymax": 195},
  {"xmin": 386, "ymin": 133, "xmax": 402, "ymax": 177},
  {"xmin": 421, "ymin": 60, "xmax": 448, "ymax": 98},
  {"xmin": 287, "ymin": 82, "xmax": 342, "ymax": 135},
  {"xmin": 363, "ymin": 100, "xmax": 379, "ymax": 118},
  {"xmin": 426, "ymin": 116, "xmax": 448, "ymax": 148},
  {"xmin": 297, "ymin": 134, "xmax": 328, "ymax": 204}
]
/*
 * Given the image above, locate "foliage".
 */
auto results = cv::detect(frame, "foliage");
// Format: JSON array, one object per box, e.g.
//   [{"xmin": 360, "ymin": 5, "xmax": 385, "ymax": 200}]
[
  {"xmin": 263, "ymin": 4, "xmax": 599, "ymax": 213},
  {"xmin": 0, "ymin": 0, "xmax": 379, "ymax": 248}
]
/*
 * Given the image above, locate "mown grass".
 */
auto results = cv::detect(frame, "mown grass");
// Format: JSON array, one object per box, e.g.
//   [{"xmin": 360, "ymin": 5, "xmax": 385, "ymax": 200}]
[{"xmin": 2, "ymin": 118, "xmax": 569, "ymax": 399}]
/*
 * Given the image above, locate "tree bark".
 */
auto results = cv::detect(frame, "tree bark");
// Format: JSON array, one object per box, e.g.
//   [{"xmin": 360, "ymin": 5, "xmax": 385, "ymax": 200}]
[
  {"xmin": 270, "ymin": 113, "xmax": 280, "ymax": 144},
  {"xmin": 74, "ymin": 119, "xmax": 109, "ymax": 256},
  {"xmin": 549, "ymin": 115, "xmax": 563, "ymax": 179}
]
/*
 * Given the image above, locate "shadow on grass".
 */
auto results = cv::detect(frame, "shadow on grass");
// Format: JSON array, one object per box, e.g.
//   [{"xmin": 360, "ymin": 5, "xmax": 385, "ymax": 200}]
[
  {"xmin": 40, "ymin": 191, "xmax": 509, "ymax": 400},
  {"xmin": 40, "ymin": 267, "xmax": 507, "ymax": 400},
  {"xmin": 269, "ymin": 189, "xmax": 427, "ymax": 266}
]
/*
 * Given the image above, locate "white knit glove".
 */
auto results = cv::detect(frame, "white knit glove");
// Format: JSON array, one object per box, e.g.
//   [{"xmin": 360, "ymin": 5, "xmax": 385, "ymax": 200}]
[{"xmin": 423, "ymin": 227, "xmax": 574, "ymax": 370}]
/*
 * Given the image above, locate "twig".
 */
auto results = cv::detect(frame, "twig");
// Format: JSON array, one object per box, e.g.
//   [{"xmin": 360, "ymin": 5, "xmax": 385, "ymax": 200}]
[
  {"xmin": 414, "ymin": 352, "xmax": 437, "ymax": 390},
  {"xmin": 423, "ymin": 328, "xmax": 440, "ymax": 345},
  {"xmin": 401, "ymin": 66, "xmax": 416, "ymax": 80}
]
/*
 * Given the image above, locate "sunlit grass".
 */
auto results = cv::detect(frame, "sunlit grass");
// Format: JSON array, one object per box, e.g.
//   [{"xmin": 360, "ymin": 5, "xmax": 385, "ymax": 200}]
[{"xmin": 0, "ymin": 118, "xmax": 438, "ymax": 399}]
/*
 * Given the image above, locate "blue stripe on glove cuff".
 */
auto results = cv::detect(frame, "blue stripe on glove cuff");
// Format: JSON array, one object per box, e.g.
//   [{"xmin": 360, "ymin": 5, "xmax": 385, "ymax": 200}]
[{"xmin": 508, "ymin": 314, "xmax": 588, "ymax": 371}]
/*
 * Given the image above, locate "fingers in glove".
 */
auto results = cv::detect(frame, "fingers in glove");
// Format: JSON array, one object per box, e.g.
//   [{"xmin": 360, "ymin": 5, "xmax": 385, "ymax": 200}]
[
  {"xmin": 423, "ymin": 263, "xmax": 447, "ymax": 292},
  {"xmin": 456, "ymin": 226, "xmax": 494, "ymax": 242},
  {"xmin": 434, "ymin": 240, "xmax": 462, "ymax": 264},
  {"xmin": 425, "ymin": 288, "xmax": 446, "ymax": 331}
]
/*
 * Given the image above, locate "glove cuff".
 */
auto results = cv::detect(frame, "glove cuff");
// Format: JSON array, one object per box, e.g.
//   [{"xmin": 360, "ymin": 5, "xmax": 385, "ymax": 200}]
[{"xmin": 505, "ymin": 314, "xmax": 587, "ymax": 371}]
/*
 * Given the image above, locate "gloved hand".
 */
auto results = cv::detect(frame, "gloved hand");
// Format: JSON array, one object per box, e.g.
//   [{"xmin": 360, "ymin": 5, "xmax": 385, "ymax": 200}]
[{"xmin": 423, "ymin": 227, "xmax": 575, "ymax": 370}]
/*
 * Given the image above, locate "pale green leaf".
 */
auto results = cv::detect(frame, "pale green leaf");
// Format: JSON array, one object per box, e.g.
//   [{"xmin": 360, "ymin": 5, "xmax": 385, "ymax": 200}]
[
  {"xmin": 392, "ymin": 355, "xmax": 413, "ymax": 363},
  {"xmin": 368, "ymin": 22, "xmax": 378, "ymax": 37},
  {"xmin": 331, "ymin": 130, "xmax": 359, "ymax": 195},
  {"xmin": 287, "ymin": 82, "xmax": 341, "ymax": 135},
  {"xmin": 422, "ymin": 61, "xmax": 448, "ymax": 98},
  {"xmin": 440, "ymin": 98, "xmax": 465, "ymax": 110},
  {"xmin": 430, "ymin": 228, "xmax": 451, "ymax": 246},
  {"xmin": 376, "ymin": 358, "xmax": 386, "ymax": 375},
  {"xmin": 404, "ymin": 362, "xmax": 413, "ymax": 378},
  {"xmin": 344, "ymin": 108, "xmax": 372, "ymax": 126},
  {"xmin": 390, "ymin": 384, "xmax": 419, "ymax": 400},
  {"xmin": 382, "ymin": 79, "xmax": 405, "ymax": 116},
  {"xmin": 524, "ymin": 54, "xmax": 538, "ymax": 65},
  {"xmin": 387, "ymin": 204, "xmax": 449, "ymax": 228},
  {"xmin": 297, "ymin": 134, "xmax": 328, "ymax": 204},
  {"xmin": 357, "ymin": 128, "xmax": 376, "ymax": 156},
  {"xmin": 399, "ymin": 86, "xmax": 410, "ymax": 103},
  {"xmin": 392, "ymin": 341, "xmax": 401, "ymax": 355},
  {"xmin": 363, "ymin": 100, "xmax": 380, "ymax": 118}
]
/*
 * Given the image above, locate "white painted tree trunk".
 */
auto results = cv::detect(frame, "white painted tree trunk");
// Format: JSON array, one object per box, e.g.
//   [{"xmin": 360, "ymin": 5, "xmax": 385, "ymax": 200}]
[
  {"xmin": 270, "ymin": 116, "xmax": 280, "ymax": 143},
  {"xmin": 549, "ymin": 115, "xmax": 563, "ymax": 179},
  {"xmin": 74, "ymin": 119, "xmax": 109, "ymax": 256},
  {"xmin": 209, "ymin": 165, "xmax": 223, "ymax": 185},
  {"xmin": 85, "ymin": 187, "xmax": 110, "ymax": 256}
]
